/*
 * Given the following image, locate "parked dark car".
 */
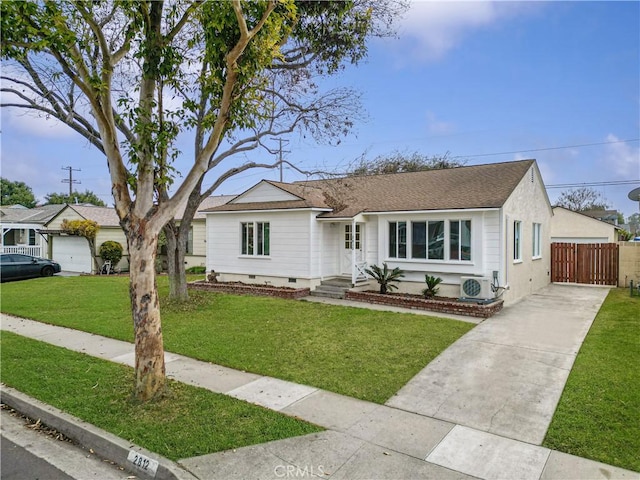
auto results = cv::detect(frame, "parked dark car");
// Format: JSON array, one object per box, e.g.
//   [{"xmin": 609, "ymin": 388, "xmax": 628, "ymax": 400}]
[{"xmin": 0, "ymin": 253, "xmax": 62, "ymax": 282}]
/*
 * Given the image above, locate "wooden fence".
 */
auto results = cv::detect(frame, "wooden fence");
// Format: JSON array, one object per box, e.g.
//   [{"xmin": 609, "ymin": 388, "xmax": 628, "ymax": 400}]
[{"xmin": 551, "ymin": 242, "xmax": 619, "ymax": 285}]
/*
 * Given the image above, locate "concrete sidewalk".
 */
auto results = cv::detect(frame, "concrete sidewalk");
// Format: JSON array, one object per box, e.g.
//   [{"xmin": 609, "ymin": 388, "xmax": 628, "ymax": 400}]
[
  {"xmin": 1, "ymin": 306, "xmax": 637, "ymax": 480},
  {"xmin": 387, "ymin": 284, "xmax": 612, "ymax": 445}
]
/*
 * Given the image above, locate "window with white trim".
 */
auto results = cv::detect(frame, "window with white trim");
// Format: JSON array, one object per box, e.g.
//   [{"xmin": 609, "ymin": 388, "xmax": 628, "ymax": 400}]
[
  {"xmin": 241, "ymin": 222, "xmax": 270, "ymax": 256},
  {"xmin": 532, "ymin": 223, "xmax": 541, "ymax": 258},
  {"xmin": 186, "ymin": 227, "xmax": 194, "ymax": 254},
  {"xmin": 514, "ymin": 220, "xmax": 522, "ymax": 261},
  {"xmin": 389, "ymin": 221, "xmax": 407, "ymax": 258},
  {"xmin": 449, "ymin": 219, "xmax": 471, "ymax": 261},
  {"xmin": 390, "ymin": 219, "xmax": 470, "ymax": 261}
]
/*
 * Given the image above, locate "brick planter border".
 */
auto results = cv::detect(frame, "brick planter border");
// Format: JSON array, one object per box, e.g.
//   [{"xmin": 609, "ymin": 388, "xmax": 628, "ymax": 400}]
[
  {"xmin": 188, "ymin": 281, "xmax": 310, "ymax": 300},
  {"xmin": 345, "ymin": 290, "xmax": 503, "ymax": 318}
]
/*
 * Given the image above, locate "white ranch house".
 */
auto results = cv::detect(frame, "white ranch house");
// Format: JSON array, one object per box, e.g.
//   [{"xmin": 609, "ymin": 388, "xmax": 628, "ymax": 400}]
[{"xmin": 204, "ymin": 159, "xmax": 553, "ymax": 306}]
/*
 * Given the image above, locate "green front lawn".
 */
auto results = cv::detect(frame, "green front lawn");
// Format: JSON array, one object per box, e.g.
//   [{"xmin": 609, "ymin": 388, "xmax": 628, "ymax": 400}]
[
  {"xmin": 1, "ymin": 331, "xmax": 321, "ymax": 461},
  {"xmin": 0, "ymin": 275, "xmax": 474, "ymax": 403},
  {"xmin": 544, "ymin": 288, "xmax": 640, "ymax": 472}
]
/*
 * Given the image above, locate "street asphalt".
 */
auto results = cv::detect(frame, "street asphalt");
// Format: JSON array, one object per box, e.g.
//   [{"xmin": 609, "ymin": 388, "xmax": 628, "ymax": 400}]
[{"xmin": 1, "ymin": 283, "xmax": 638, "ymax": 480}]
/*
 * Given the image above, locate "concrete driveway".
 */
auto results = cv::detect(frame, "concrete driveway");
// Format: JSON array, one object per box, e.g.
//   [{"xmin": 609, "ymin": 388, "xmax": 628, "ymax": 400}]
[{"xmin": 386, "ymin": 283, "xmax": 612, "ymax": 445}]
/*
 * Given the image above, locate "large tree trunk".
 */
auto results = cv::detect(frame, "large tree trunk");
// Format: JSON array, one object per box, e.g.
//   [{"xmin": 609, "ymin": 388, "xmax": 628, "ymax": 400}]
[
  {"xmin": 164, "ymin": 220, "xmax": 189, "ymax": 301},
  {"xmin": 165, "ymin": 182, "xmax": 204, "ymax": 301},
  {"xmin": 127, "ymin": 231, "xmax": 165, "ymax": 401}
]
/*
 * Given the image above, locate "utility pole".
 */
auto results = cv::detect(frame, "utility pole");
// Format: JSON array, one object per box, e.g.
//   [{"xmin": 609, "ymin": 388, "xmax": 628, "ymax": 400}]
[
  {"xmin": 271, "ymin": 138, "xmax": 290, "ymax": 182},
  {"xmin": 61, "ymin": 166, "xmax": 81, "ymax": 197}
]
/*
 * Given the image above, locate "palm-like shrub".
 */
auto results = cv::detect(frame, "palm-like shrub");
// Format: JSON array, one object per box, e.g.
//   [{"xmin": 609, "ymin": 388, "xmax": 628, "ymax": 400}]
[
  {"xmin": 422, "ymin": 274, "xmax": 443, "ymax": 298},
  {"xmin": 365, "ymin": 263, "xmax": 405, "ymax": 294}
]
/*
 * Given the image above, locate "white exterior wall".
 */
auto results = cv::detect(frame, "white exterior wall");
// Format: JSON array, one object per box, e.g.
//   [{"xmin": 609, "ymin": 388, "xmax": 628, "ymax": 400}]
[
  {"xmin": 550, "ymin": 207, "xmax": 616, "ymax": 243},
  {"xmin": 184, "ymin": 220, "xmax": 207, "ymax": 269},
  {"xmin": 232, "ymin": 182, "xmax": 299, "ymax": 203},
  {"xmin": 207, "ymin": 209, "xmax": 318, "ymax": 287},
  {"xmin": 320, "ymin": 222, "xmax": 340, "ymax": 278},
  {"xmin": 501, "ymin": 164, "xmax": 553, "ymax": 305},
  {"xmin": 372, "ymin": 209, "xmax": 499, "ymax": 298},
  {"xmin": 96, "ymin": 228, "xmax": 129, "ymax": 272},
  {"xmin": 364, "ymin": 217, "xmax": 378, "ymax": 270}
]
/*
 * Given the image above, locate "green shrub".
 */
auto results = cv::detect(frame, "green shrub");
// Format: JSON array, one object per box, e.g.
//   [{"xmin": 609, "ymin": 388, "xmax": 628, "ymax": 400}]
[
  {"xmin": 186, "ymin": 266, "xmax": 206, "ymax": 274},
  {"xmin": 364, "ymin": 263, "xmax": 404, "ymax": 294},
  {"xmin": 422, "ymin": 274, "xmax": 443, "ymax": 298},
  {"xmin": 99, "ymin": 241, "xmax": 123, "ymax": 266}
]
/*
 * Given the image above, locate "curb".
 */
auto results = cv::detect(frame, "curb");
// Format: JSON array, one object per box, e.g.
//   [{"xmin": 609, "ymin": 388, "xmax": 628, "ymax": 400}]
[{"xmin": 0, "ymin": 386, "xmax": 199, "ymax": 480}]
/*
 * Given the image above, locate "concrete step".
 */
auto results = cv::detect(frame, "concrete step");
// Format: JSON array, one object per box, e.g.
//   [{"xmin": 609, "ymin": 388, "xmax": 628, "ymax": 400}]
[
  {"xmin": 309, "ymin": 289, "xmax": 346, "ymax": 299},
  {"xmin": 320, "ymin": 278, "xmax": 353, "ymax": 288},
  {"xmin": 315, "ymin": 284, "xmax": 350, "ymax": 294}
]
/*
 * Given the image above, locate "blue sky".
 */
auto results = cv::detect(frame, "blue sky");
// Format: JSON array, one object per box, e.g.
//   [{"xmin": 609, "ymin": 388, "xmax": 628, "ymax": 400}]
[{"xmin": 2, "ymin": 1, "xmax": 639, "ymax": 218}]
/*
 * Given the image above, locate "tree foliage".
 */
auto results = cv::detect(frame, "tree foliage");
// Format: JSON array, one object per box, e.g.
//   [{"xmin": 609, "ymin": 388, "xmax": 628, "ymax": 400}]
[
  {"xmin": 60, "ymin": 218, "xmax": 98, "ymax": 241},
  {"xmin": 0, "ymin": 0, "xmax": 405, "ymax": 401},
  {"xmin": 349, "ymin": 151, "xmax": 465, "ymax": 176},
  {"xmin": 45, "ymin": 190, "xmax": 107, "ymax": 206},
  {"xmin": 627, "ymin": 213, "xmax": 640, "ymax": 235},
  {"xmin": 99, "ymin": 240, "xmax": 123, "ymax": 266},
  {"xmin": 555, "ymin": 187, "xmax": 610, "ymax": 212},
  {"xmin": 0, "ymin": 178, "xmax": 37, "ymax": 208}
]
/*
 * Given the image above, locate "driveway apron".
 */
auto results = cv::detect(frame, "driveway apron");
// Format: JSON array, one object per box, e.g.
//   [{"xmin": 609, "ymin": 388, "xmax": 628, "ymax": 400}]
[{"xmin": 386, "ymin": 284, "xmax": 611, "ymax": 445}]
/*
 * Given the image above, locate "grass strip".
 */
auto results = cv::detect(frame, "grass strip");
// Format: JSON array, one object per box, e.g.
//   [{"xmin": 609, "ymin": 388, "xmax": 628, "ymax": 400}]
[
  {"xmin": 543, "ymin": 288, "xmax": 640, "ymax": 472},
  {"xmin": 0, "ymin": 331, "xmax": 322, "ymax": 461},
  {"xmin": 0, "ymin": 276, "xmax": 474, "ymax": 403}
]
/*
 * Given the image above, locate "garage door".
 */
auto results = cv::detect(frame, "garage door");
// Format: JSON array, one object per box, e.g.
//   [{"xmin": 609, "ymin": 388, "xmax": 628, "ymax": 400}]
[{"xmin": 52, "ymin": 236, "xmax": 92, "ymax": 273}]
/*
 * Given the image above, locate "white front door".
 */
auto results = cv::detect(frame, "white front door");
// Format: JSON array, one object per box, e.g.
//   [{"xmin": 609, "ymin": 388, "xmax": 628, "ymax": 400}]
[{"xmin": 340, "ymin": 223, "xmax": 364, "ymax": 275}]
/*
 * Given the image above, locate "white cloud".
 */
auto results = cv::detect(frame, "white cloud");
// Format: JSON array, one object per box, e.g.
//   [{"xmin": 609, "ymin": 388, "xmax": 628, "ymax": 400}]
[
  {"xmin": 2, "ymin": 108, "xmax": 77, "ymax": 139},
  {"xmin": 425, "ymin": 111, "xmax": 455, "ymax": 135},
  {"xmin": 396, "ymin": 1, "xmax": 544, "ymax": 61},
  {"xmin": 604, "ymin": 134, "xmax": 640, "ymax": 178}
]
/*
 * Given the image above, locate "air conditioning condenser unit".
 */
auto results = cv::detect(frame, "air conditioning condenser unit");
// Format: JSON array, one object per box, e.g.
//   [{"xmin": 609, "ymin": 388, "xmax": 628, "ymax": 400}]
[{"xmin": 460, "ymin": 276, "xmax": 493, "ymax": 300}]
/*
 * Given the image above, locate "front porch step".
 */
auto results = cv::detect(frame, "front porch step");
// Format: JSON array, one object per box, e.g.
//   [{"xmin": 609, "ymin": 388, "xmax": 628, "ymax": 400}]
[{"xmin": 310, "ymin": 277, "xmax": 370, "ymax": 299}]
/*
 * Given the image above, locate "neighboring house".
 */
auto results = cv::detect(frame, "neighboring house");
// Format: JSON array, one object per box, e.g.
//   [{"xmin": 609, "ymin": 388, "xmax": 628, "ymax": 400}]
[
  {"xmin": 43, "ymin": 204, "xmax": 126, "ymax": 273},
  {"xmin": 159, "ymin": 195, "xmax": 236, "ymax": 270},
  {"xmin": 1, "ymin": 204, "xmax": 65, "ymax": 257},
  {"xmin": 42, "ymin": 196, "xmax": 234, "ymax": 274},
  {"xmin": 580, "ymin": 209, "xmax": 620, "ymax": 226},
  {"xmin": 550, "ymin": 206, "xmax": 619, "ymax": 244},
  {"xmin": 203, "ymin": 159, "xmax": 553, "ymax": 306}
]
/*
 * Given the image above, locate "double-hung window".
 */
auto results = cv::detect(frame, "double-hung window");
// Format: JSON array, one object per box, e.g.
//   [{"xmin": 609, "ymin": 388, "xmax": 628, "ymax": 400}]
[
  {"xmin": 241, "ymin": 222, "xmax": 270, "ymax": 256},
  {"xmin": 450, "ymin": 220, "xmax": 471, "ymax": 261},
  {"xmin": 389, "ymin": 221, "xmax": 407, "ymax": 258},
  {"xmin": 514, "ymin": 220, "xmax": 522, "ymax": 262},
  {"xmin": 532, "ymin": 223, "xmax": 541, "ymax": 259}
]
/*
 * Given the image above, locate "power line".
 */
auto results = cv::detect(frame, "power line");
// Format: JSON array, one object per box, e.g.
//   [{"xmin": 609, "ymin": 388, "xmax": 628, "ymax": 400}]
[
  {"xmin": 453, "ymin": 138, "xmax": 640, "ymax": 159},
  {"xmin": 546, "ymin": 180, "xmax": 640, "ymax": 189}
]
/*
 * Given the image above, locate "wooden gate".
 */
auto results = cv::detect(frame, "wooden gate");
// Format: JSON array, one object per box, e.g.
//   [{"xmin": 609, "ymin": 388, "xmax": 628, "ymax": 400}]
[{"xmin": 551, "ymin": 242, "xmax": 618, "ymax": 285}]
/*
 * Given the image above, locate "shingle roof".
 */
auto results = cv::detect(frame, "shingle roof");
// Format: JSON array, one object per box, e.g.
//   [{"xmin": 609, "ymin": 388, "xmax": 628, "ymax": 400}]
[
  {"xmin": 0, "ymin": 204, "xmax": 66, "ymax": 224},
  {"xmin": 205, "ymin": 159, "xmax": 537, "ymax": 217},
  {"xmin": 47, "ymin": 195, "xmax": 237, "ymax": 227}
]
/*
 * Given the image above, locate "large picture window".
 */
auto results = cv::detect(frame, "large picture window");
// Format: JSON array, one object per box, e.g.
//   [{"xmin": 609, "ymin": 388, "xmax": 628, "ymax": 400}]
[
  {"xmin": 241, "ymin": 222, "xmax": 270, "ymax": 256},
  {"xmin": 390, "ymin": 219, "xmax": 469, "ymax": 261},
  {"xmin": 389, "ymin": 221, "xmax": 407, "ymax": 258}
]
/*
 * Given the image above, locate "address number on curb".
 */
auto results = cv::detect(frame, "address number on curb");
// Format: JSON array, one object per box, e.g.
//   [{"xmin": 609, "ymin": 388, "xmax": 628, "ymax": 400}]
[{"xmin": 127, "ymin": 450, "xmax": 159, "ymax": 477}]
